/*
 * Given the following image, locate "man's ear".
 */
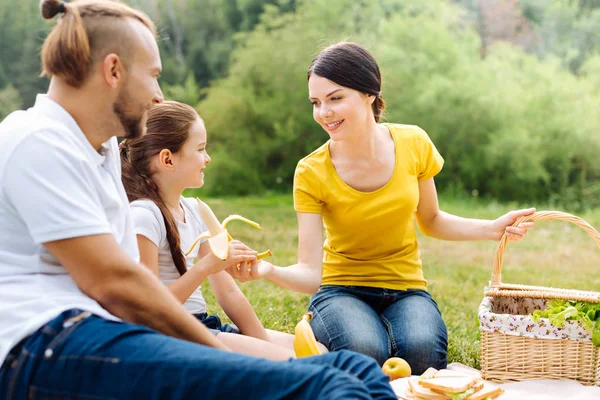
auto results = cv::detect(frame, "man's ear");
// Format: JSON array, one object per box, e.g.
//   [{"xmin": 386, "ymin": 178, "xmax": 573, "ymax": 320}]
[
  {"xmin": 159, "ymin": 149, "xmax": 175, "ymax": 170},
  {"xmin": 102, "ymin": 53, "xmax": 124, "ymax": 89}
]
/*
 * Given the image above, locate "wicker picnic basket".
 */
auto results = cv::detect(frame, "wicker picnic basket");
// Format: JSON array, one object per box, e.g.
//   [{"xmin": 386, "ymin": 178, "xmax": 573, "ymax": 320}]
[{"xmin": 479, "ymin": 211, "xmax": 600, "ymax": 386}]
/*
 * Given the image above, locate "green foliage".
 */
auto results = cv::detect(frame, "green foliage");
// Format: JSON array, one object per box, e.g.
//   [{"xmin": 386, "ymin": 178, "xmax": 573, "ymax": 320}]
[
  {"xmin": 520, "ymin": 0, "xmax": 600, "ymax": 73},
  {"xmin": 0, "ymin": 84, "xmax": 23, "ymax": 121},
  {"xmin": 2, "ymin": 0, "xmax": 599, "ymax": 206},
  {"xmin": 199, "ymin": 0, "xmax": 388, "ymax": 195},
  {"xmin": 198, "ymin": 0, "xmax": 600, "ymax": 202},
  {"xmin": 199, "ymin": 148, "xmax": 265, "ymax": 197},
  {"xmin": 134, "ymin": 0, "xmax": 297, "ymax": 89},
  {"xmin": 383, "ymin": 33, "xmax": 600, "ymax": 203},
  {"xmin": 580, "ymin": 53, "xmax": 600, "ymax": 90},
  {"xmin": 0, "ymin": 0, "xmax": 50, "ymax": 107},
  {"xmin": 161, "ymin": 74, "xmax": 203, "ymax": 107},
  {"xmin": 550, "ymin": 182, "xmax": 600, "ymax": 213}
]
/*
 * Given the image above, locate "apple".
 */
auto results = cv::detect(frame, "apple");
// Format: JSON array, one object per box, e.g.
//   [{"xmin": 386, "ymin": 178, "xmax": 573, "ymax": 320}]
[{"xmin": 381, "ymin": 357, "xmax": 411, "ymax": 380}]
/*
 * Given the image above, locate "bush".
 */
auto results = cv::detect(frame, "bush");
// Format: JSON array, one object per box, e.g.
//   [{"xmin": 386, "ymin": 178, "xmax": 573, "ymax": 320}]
[
  {"xmin": 200, "ymin": 147, "xmax": 264, "ymax": 197},
  {"xmin": 197, "ymin": 0, "xmax": 600, "ymax": 202},
  {"xmin": 0, "ymin": 84, "xmax": 23, "ymax": 121}
]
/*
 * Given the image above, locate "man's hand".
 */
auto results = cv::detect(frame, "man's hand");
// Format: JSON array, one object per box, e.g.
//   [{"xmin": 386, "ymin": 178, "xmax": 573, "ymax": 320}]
[{"xmin": 44, "ymin": 234, "xmax": 228, "ymax": 350}]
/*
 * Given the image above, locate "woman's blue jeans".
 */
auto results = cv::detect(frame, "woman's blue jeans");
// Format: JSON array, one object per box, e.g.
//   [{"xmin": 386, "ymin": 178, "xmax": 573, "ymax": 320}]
[
  {"xmin": 308, "ymin": 285, "xmax": 448, "ymax": 374},
  {"xmin": 0, "ymin": 309, "xmax": 396, "ymax": 399}
]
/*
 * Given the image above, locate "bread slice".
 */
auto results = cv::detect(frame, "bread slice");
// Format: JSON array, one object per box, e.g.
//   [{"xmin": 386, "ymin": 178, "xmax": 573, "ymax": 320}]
[
  {"xmin": 471, "ymin": 380, "xmax": 485, "ymax": 392},
  {"xmin": 419, "ymin": 377, "xmax": 478, "ymax": 393},
  {"xmin": 410, "ymin": 387, "xmax": 450, "ymax": 399},
  {"xmin": 406, "ymin": 391, "xmax": 444, "ymax": 400},
  {"xmin": 408, "ymin": 377, "xmax": 450, "ymax": 400},
  {"xmin": 421, "ymin": 367, "xmax": 439, "ymax": 379},
  {"xmin": 433, "ymin": 369, "xmax": 481, "ymax": 380},
  {"xmin": 431, "ymin": 379, "xmax": 484, "ymax": 396},
  {"xmin": 466, "ymin": 382, "xmax": 504, "ymax": 400}
]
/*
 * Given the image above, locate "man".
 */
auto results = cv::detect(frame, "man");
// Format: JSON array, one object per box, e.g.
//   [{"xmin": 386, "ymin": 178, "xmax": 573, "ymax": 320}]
[{"xmin": 0, "ymin": 1, "xmax": 396, "ymax": 399}]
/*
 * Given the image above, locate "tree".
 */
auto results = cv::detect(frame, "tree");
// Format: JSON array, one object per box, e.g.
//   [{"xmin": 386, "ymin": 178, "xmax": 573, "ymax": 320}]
[
  {"xmin": 133, "ymin": 0, "xmax": 298, "ymax": 89},
  {"xmin": 0, "ymin": 84, "xmax": 23, "ymax": 121},
  {"xmin": 517, "ymin": 0, "xmax": 600, "ymax": 72},
  {"xmin": 197, "ymin": 0, "xmax": 387, "ymax": 195},
  {"xmin": 0, "ymin": 0, "xmax": 50, "ymax": 107},
  {"xmin": 198, "ymin": 0, "xmax": 600, "ymax": 203}
]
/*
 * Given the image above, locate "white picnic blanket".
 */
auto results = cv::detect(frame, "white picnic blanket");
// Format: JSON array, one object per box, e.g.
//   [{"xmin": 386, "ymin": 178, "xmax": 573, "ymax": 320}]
[{"xmin": 391, "ymin": 363, "xmax": 600, "ymax": 400}]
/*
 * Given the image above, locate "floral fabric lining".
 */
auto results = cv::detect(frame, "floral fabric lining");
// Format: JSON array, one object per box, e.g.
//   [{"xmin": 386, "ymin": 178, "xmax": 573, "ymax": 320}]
[{"xmin": 478, "ymin": 295, "xmax": 592, "ymax": 342}]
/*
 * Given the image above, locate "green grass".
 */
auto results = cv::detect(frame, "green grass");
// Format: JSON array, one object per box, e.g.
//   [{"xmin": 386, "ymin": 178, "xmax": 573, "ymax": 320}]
[{"xmin": 195, "ymin": 192, "xmax": 600, "ymax": 368}]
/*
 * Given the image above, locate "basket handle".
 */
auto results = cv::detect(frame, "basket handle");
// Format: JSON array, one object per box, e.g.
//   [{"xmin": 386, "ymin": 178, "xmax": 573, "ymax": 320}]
[{"xmin": 491, "ymin": 210, "xmax": 600, "ymax": 287}]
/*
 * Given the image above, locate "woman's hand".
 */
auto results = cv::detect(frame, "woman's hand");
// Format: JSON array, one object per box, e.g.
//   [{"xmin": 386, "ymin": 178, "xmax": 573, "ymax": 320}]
[
  {"xmin": 204, "ymin": 240, "xmax": 257, "ymax": 275},
  {"xmin": 490, "ymin": 207, "xmax": 536, "ymax": 241},
  {"xmin": 226, "ymin": 260, "xmax": 274, "ymax": 283}
]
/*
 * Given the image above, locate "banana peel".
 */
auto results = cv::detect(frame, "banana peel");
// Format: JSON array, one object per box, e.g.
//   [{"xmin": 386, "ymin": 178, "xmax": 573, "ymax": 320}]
[
  {"xmin": 293, "ymin": 312, "xmax": 322, "ymax": 358},
  {"xmin": 185, "ymin": 198, "xmax": 272, "ymax": 261}
]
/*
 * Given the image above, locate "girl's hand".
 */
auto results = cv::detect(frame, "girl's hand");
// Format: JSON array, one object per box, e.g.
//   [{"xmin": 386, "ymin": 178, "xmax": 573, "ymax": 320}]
[
  {"xmin": 227, "ymin": 260, "xmax": 274, "ymax": 283},
  {"xmin": 490, "ymin": 207, "xmax": 536, "ymax": 241},
  {"xmin": 204, "ymin": 240, "xmax": 257, "ymax": 275}
]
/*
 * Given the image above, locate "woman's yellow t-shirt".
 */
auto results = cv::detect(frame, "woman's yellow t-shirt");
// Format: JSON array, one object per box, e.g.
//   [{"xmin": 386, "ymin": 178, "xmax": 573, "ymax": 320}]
[{"xmin": 293, "ymin": 124, "xmax": 444, "ymax": 291}]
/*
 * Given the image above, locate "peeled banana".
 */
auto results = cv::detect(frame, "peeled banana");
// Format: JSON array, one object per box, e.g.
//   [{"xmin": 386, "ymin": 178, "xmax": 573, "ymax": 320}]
[
  {"xmin": 186, "ymin": 198, "xmax": 272, "ymax": 261},
  {"xmin": 293, "ymin": 312, "xmax": 322, "ymax": 358}
]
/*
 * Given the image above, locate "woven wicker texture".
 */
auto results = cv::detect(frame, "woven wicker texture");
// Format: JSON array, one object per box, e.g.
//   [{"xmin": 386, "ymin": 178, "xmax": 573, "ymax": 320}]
[
  {"xmin": 481, "ymin": 331, "xmax": 600, "ymax": 386},
  {"xmin": 480, "ymin": 211, "xmax": 600, "ymax": 386},
  {"xmin": 485, "ymin": 211, "xmax": 600, "ymax": 302}
]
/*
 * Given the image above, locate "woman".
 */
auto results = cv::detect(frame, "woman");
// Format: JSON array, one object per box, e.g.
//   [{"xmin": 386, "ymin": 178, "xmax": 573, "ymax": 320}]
[{"xmin": 228, "ymin": 42, "xmax": 535, "ymax": 373}]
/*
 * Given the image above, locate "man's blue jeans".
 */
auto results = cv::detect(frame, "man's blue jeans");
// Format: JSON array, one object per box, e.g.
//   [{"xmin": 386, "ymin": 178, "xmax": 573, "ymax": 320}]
[
  {"xmin": 0, "ymin": 309, "xmax": 396, "ymax": 399},
  {"xmin": 308, "ymin": 285, "xmax": 448, "ymax": 374}
]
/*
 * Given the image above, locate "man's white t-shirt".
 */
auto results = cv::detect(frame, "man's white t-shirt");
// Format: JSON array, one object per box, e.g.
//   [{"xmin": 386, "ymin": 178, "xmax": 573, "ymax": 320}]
[
  {"xmin": 130, "ymin": 197, "xmax": 208, "ymax": 314},
  {"xmin": 0, "ymin": 95, "xmax": 139, "ymax": 365}
]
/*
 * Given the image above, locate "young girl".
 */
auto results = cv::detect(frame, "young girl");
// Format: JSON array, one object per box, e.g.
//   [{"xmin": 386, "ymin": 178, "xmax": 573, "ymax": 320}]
[
  {"xmin": 226, "ymin": 42, "xmax": 536, "ymax": 373},
  {"xmin": 119, "ymin": 100, "xmax": 302, "ymax": 360}
]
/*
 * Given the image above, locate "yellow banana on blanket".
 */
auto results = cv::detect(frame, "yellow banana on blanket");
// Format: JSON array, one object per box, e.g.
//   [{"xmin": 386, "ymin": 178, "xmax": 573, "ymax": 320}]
[
  {"xmin": 185, "ymin": 198, "xmax": 272, "ymax": 261},
  {"xmin": 294, "ymin": 312, "xmax": 322, "ymax": 358}
]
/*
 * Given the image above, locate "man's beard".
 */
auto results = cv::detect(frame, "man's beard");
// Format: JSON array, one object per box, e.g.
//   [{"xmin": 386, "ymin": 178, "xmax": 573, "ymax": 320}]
[{"xmin": 113, "ymin": 91, "xmax": 147, "ymax": 139}]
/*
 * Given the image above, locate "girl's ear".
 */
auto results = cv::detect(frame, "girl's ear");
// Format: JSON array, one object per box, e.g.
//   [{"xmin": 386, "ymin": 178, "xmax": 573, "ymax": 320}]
[
  {"xmin": 158, "ymin": 149, "xmax": 175, "ymax": 170},
  {"xmin": 367, "ymin": 93, "xmax": 376, "ymax": 106}
]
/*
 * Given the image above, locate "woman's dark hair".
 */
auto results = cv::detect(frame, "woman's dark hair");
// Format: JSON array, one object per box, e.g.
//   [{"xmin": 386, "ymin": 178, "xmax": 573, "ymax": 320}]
[
  {"xmin": 120, "ymin": 101, "xmax": 200, "ymax": 276},
  {"xmin": 307, "ymin": 42, "xmax": 385, "ymax": 122}
]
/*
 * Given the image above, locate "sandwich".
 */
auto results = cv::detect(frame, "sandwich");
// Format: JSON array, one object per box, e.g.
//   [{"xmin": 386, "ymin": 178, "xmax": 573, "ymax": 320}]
[
  {"xmin": 462, "ymin": 382, "xmax": 504, "ymax": 400},
  {"xmin": 404, "ymin": 368, "xmax": 504, "ymax": 400}
]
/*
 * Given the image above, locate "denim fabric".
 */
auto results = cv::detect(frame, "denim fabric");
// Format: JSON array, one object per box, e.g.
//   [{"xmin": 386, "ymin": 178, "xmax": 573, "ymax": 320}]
[
  {"xmin": 308, "ymin": 285, "xmax": 448, "ymax": 374},
  {"xmin": 0, "ymin": 309, "xmax": 397, "ymax": 400},
  {"xmin": 193, "ymin": 312, "xmax": 241, "ymax": 335}
]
